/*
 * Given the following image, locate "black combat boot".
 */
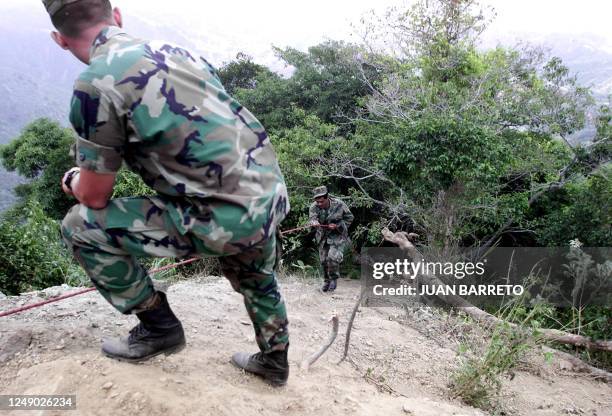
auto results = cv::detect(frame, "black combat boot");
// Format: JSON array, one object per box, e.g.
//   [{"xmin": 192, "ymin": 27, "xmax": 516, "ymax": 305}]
[
  {"xmin": 102, "ymin": 291, "xmax": 185, "ymax": 362},
  {"xmin": 231, "ymin": 346, "xmax": 289, "ymax": 386},
  {"xmin": 328, "ymin": 279, "xmax": 337, "ymax": 292},
  {"xmin": 321, "ymin": 264, "xmax": 330, "ymax": 292}
]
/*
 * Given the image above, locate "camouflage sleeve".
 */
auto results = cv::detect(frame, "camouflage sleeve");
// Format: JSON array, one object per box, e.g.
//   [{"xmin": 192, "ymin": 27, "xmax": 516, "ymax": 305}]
[
  {"xmin": 69, "ymin": 80, "xmax": 125, "ymax": 174},
  {"xmin": 308, "ymin": 204, "xmax": 319, "ymax": 224},
  {"xmin": 342, "ymin": 202, "xmax": 354, "ymax": 228}
]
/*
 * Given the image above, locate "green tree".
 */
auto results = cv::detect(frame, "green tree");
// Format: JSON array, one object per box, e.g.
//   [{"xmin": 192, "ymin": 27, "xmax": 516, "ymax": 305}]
[
  {"xmin": 531, "ymin": 168, "xmax": 611, "ymax": 247},
  {"xmin": 218, "ymin": 52, "xmax": 276, "ymax": 95},
  {"xmin": 223, "ymin": 67, "xmax": 296, "ymax": 132},
  {"xmin": 347, "ymin": 0, "xmax": 601, "ymax": 249},
  {"xmin": 274, "ymin": 41, "xmax": 380, "ymax": 132},
  {"xmin": 0, "ymin": 118, "xmax": 75, "ymax": 219},
  {"xmin": 221, "ymin": 41, "xmax": 380, "ymax": 134}
]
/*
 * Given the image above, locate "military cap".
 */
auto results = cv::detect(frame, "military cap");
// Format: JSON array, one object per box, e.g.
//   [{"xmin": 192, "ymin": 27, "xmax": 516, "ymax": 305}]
[
  {"xmin": 42, "ymin": 0, "xmax": 83, "ymax": 16},
  {"xmin": 313, "ymin": 186, "xmax": 328, "ymax": 199}
]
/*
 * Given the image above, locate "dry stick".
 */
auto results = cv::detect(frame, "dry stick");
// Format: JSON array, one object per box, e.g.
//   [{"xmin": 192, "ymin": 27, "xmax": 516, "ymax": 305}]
[
  {"xmin": 337, "ymin": 289, "xmax": 366, "ymax": 364},
  {"xmin": 300, "ymin": 315, "xmax": 339, "ymax": 372},
  {"xmin": 541, "ymin": 346, "xmax": 612, "ymax": 383},
  {"xmin": 364, "ymin": 373, "xmax": 409, "ymax": 397}
]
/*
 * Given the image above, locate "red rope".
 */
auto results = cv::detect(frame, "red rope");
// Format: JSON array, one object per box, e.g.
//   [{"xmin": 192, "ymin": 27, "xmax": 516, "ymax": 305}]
[
  {"xmin": 1, "ymin": 223, "xmax": 331, "ymax": 318},
  {"xmin": 0, "ymin": 257, "xmax": 201, "ymax": 318},
  {"xmin": 280, "ymin": 224, "xmax": 331, "ymax": 235}
]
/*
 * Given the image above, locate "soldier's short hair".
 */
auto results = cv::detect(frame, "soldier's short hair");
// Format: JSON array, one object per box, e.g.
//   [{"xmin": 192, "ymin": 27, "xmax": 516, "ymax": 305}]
[{"xmin": 51, "ymin": 0, "xmax": 113, "ymax": 38}]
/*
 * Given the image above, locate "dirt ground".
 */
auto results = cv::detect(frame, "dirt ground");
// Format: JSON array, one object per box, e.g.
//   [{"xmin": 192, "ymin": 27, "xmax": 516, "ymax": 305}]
[{"xmin": 1, "ymin": 276, "xmax": 610, "ymax": 416}]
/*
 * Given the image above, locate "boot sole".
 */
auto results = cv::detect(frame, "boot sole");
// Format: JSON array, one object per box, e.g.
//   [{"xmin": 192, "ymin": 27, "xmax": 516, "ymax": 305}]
[
  {"xmin": 230, "ymin": 357, "xmax": 288, "ymax": 387},
  {"xmin": 103, "ymin": 340, "xmax": 186, "ymax": 363}
]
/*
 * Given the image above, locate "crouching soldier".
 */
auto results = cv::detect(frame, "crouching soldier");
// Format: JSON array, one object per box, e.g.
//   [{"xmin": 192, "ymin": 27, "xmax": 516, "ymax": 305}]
[{"xmin": 43, "ymin": 0, "xmax": 290, "ymax": 386}]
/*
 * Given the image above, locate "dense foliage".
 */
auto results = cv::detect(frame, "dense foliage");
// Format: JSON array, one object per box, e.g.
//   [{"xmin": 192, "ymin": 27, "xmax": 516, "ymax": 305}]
[{"xmin": 0, "ymin": 201, "xmax": 83, "ymax": 295}]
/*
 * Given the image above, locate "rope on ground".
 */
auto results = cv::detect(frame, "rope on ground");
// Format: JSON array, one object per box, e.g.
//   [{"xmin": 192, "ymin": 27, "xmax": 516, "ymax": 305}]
[
  {"xmin": 0, "ymin": 222, "xmax": 325, "ymax": 318},
  {"xmin": 0, "ymin": 257, "xmax": 200, "ymax": 318}
]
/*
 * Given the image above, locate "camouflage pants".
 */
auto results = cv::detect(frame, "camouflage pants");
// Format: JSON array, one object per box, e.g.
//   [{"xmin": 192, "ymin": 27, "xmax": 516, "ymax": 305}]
[
  {"xmin": 318, "ymin": 242, "xmax": 344, "ymax": 281},
  {"xmin": 61, "ymin": 196, "xmax": 289, "ymax": 353}
]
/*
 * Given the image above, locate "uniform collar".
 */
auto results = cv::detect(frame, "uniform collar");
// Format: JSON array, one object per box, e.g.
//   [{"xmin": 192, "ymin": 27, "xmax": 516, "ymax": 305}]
[{"xmin": 89, "ymin": 26, "xmax": 128, "ymax": 59}]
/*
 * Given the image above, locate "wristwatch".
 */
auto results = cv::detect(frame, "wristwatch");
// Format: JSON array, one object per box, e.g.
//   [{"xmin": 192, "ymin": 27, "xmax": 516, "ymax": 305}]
[{"xmin": 64, "ymin": 169, "xmax": 80, "ymax": 191}]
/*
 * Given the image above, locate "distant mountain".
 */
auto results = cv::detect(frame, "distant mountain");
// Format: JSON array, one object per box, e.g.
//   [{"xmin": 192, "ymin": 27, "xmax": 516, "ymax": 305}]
[
  {"xmin": 536, "ymin": 33, "xmax": 612, "ymax": 142},
  {"xmin": 483, "ymin": 32, "xmax": 612, "ymax": 101},
  {"xmin": 528, "ymin": 33, "xmax": 612, "ymax": 100},
  {"xmin": 518, "ymin": 33, "xmax": 612, "ymax": 142}
]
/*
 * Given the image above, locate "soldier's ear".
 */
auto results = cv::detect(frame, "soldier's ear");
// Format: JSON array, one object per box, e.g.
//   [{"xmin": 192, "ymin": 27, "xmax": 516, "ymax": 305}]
[
  {"xmin": 112, "ymin": 7, "xmax": 123, "ymax": 28},
  {"xmin": 50, "ymin": 31, "xmax": 69, "ymax": 50}
]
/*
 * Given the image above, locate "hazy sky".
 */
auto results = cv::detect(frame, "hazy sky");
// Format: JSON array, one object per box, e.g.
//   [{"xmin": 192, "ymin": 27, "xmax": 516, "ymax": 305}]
[
  {"xmin": 121, "ymin": 0, "xmax": 612, "ymax": 42},
  {"xmin": 8, "ymin": 0, "xmax": 612, "ymax": 60},
  {"xmin": 485, "ymin": 0, "xmax": 611, "ymax": 38}
]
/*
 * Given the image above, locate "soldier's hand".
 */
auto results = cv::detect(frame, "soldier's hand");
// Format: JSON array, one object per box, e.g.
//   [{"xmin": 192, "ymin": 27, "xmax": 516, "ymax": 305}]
[{"xmin": 327, "ymin": 223, "xmax": 338, "ymax": 230}]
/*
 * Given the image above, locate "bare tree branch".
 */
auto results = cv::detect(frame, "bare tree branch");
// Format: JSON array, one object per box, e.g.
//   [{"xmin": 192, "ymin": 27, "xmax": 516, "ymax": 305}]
[{"xmin": 301, "ymin": 315, "xmax": 340, "ymax": 371}]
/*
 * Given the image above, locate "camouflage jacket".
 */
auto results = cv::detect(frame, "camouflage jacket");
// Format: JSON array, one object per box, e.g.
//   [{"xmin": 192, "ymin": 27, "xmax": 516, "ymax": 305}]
[
  {"xmin": 308, "ymin": 197, "xmax": 354, "ymax": 245},
  {"xmin": 69, "ymin": 26, "xmax": 289, "ymax": 243}
]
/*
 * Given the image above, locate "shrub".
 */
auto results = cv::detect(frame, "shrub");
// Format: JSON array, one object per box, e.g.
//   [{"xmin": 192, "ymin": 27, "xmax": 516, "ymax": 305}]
[
  {"xmin": 450, "ymin": 300, "xmax": 547, "ymax": 410},
  {"xmin": 0, "ymin": 201, "xmax": 83, "ymax": 294}
]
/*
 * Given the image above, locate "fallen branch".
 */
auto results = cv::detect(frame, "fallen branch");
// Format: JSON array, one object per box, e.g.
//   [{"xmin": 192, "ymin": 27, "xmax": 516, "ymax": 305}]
[
  {"xmin": 337, "ymin": 289, "xmax": 366, "ymax": 364},
  {"xmin": 300, "ymin": 315, "xmax": 339, "ymax": 371},
  {"xmin": 381, "ymin": 228, "xmax": 612, "ymax": 352},
  {"xmin": 542, "ymin": 346, "xmax": 612, "ymax": 383}
]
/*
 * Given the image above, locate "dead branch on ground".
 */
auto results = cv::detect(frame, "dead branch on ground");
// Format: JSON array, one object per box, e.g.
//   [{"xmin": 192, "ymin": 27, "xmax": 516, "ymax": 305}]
[
  {"xmin": 382, "ymin": 227, "xmax": 612, "ymax": 382},
  {"xmin": 381, "ymin": 228, "xmax": 612, "ymax": 352},
  {"xmin": 301, "ymin": 315, "xmax": 339, "ymax": 371},
  {"xmin": 337, "ymin": 290, "xmax": 366, "ymax": 364}
]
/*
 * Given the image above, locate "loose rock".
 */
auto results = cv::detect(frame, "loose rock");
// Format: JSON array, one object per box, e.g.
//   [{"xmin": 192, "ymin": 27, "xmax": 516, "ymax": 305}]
[{"xmin": 0, "ymin": 330, "xmax": 33, "ymax": 363}]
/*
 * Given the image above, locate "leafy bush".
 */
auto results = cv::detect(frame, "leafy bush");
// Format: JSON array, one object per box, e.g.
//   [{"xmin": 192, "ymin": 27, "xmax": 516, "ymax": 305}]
[
  {"xmin": 531, "ymin": 167, "xmax": 612, "ymax": 246},
  {"xmin": 0, "ymin": 118, "xmax": 155, "ymax": 220},
  {"xmin": 0, "ymin": 201, "xmax": 83, "ymax": 295},
  {"xmin": 451, "ymin": 301, "xmax": 546, "ymax": 410}
]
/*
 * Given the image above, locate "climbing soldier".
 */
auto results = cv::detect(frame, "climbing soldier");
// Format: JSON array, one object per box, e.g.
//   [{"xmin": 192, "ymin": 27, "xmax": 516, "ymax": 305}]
[
  {"xmin": 42, "ymin": 0, "xmax": 290, "ymax": 386},
  {"xmin": 309, "ymin": 186, "xmax": 354, "ymax": 292}
]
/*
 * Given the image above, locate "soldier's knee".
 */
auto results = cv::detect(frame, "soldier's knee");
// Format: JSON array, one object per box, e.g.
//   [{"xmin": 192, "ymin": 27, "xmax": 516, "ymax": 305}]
[
  {"xmin": 60, "ymin": 204, "xmax": 85, "ymax": 246},
  {"xmin": 328, "ymin": 260, "xmax": 340, "ymax": 269},
  {"xmin": 328, "ymin": 248, "xmax": 344, "ymax": 264},
  {"xmin": 219, "ymin": 262, "xmax": 242, "ymax": 292}
]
